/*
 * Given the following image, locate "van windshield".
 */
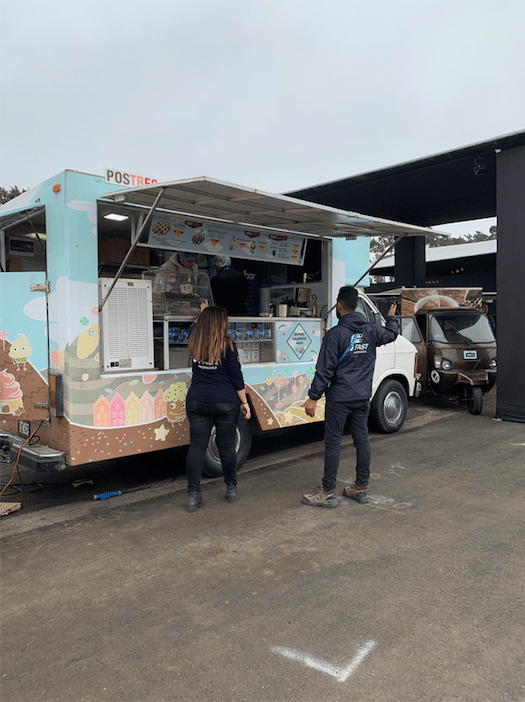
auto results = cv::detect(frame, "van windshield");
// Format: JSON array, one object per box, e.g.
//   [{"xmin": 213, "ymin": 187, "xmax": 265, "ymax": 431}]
[{"xmin": 429, "ymin": 313, "xmax": 495, "ymax": 344}]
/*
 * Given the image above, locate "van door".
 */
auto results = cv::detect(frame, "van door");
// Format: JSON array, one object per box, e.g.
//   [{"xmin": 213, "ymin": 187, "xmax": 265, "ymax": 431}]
[
  {"xmin": 356, "ymin": 295, "xmax": 394, "ymax": 379},
  {"xmin": 0, "ymin": 272, "xmax": 50, "ymax": 422},
  {"xmin": 399, "ymin": 316, "xmax": 427, "ymax": 388}
]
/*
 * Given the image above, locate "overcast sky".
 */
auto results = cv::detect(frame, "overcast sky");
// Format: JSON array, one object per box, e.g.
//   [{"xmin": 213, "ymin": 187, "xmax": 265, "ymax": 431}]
[{"xmin": 1, "ymin": 0, "xmax": 523, "ymax": 234}]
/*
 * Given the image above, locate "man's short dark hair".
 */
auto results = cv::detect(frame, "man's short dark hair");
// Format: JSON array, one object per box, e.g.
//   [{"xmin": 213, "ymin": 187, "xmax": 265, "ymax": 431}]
[{"xmin": 337, "ymin": 286, "xmax": 358, "ymax": 311}]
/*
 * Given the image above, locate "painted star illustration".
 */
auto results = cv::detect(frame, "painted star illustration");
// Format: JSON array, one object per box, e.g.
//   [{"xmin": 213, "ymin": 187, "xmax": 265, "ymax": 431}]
[
  {"xmin": 154, "ymin": 424, "xmax": 170, "ymax": 441},
  {"xmin": 267, "ymin": 418, "xmax": 274, "ymax": 426}
]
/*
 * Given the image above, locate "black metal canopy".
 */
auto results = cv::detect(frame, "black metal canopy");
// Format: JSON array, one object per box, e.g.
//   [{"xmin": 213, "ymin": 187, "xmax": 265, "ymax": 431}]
[{"xmin": 288, "ymin": 131, "xmax": 525, "ymax": 227}]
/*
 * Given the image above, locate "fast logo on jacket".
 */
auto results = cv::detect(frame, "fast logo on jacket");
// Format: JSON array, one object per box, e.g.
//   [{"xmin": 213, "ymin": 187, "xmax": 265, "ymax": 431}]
[{"xmin": 350, "ymin": 333, "xmax": 369, "ymax": 354}]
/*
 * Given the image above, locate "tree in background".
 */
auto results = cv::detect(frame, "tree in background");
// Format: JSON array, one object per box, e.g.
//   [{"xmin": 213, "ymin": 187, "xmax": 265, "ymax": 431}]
[
  {"xmin": 1, "ymin": 186, "xmax": 26, "ymax": 205},
  {"xmin": 370, "ymin": 226, "xmax": 497, "ymax": 261}
]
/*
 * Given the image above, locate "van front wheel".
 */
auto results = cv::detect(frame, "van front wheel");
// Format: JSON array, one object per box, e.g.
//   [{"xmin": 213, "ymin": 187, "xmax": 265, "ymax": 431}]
[
  {"xmin": 466, "ymin": 386, "xmax": 483, "ymax": 415},
  {"xmin": 369, "ymin": 380, "xmax": 408, "ymax": 433},
  {"xmin": 202, "ymin": 416, "xmax": 253, "ymax": 478}
]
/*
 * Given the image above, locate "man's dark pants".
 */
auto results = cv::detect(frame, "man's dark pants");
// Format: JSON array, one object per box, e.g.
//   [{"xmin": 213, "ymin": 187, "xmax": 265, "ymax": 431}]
[{"xmin": 322, "ymin": 399, "xmax": 371, "ymax": 492}]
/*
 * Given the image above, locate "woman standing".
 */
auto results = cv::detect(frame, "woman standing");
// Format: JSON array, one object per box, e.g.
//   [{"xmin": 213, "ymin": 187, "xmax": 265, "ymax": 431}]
[{"xmin": 185, "ymin": 306, "xmax": 251, "ymax": 512}]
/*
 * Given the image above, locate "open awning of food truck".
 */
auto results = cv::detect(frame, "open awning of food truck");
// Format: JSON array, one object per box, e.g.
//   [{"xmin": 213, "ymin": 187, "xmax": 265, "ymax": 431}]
[
  {"xmin": 102, "ymin": 177, "xmax": 437, "ymax": 239},
  {"xmin": 0, "ymin": 205, "xmax": 45, "ymax": 230}
]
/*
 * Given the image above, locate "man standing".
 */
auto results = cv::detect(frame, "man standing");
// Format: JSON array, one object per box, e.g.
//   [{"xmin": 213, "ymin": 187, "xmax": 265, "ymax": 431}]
[
  {"xmin": 481, "ymin": 302, "xmax": 496, "ymax": 337},
  {"xmin": 211, "ymin": 254, "xmax": 250, "ymax": 316},
  {"xmin": 302, "ymin": 286, "xmax": 399, "ymax": 508}
]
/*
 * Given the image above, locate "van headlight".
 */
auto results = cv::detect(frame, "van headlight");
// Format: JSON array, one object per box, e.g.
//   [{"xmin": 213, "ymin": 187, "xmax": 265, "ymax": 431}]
[
  {"xmin": 434, "ymin": 356, "xmax": 453, "ymax": 371},
  {"xmin": 489, "ymin": 358, "xmax": 497, "ymax": 369}
]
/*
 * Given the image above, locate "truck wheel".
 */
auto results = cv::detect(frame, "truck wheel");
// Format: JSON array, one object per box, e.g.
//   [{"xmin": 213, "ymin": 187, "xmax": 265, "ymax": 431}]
[
  {"xmin": 202, "ymin": 416, "xmax": 253, "ymax": 478},
  {"xmin": 467, "ymin": 386, "xmax": 483, "ymax": 415},
  {"xmin": 369, "ymin": 380, "xmax": 407, "ymax": 434}
]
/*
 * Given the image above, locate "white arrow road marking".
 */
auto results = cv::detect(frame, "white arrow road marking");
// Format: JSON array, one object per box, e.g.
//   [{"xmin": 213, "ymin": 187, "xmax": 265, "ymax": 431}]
[{"xmin": 271, "ymin": 640, "xmax": 377, "ymax": 682}]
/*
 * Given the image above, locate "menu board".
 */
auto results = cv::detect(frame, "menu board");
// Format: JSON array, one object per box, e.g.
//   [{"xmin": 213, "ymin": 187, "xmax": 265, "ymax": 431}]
[{"xmin": 147, "ymin": 215, "xmax": 307, "ymax": 266}]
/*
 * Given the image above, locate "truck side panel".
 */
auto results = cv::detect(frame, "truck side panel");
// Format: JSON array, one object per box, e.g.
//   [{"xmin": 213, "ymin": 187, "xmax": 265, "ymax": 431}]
[{"xmin": 0, "ymin": 272, "xmax": 49, "ymax": 422}]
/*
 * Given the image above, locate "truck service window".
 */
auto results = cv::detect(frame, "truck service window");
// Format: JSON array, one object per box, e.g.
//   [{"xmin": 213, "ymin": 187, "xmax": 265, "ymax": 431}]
[{"xmin": 1, "ymin": 212, "xmax": 46, "ymax": 273}]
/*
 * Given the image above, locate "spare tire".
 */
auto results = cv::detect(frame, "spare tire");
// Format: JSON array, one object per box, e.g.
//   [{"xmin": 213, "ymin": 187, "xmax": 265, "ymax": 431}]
[{"xmin": 202, "ymin": 415, "xmax": 252, "ymax": 478}]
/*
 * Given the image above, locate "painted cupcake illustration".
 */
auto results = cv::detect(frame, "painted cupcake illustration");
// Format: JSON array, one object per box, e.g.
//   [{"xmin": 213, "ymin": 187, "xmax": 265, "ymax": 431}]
[
  {"xmin": 164, "ymin": 382, "xmax": 188, "ymax": 425},
  {"xmin": 0, "ymin": 369, "xmax": 24, "ymax": 415}
]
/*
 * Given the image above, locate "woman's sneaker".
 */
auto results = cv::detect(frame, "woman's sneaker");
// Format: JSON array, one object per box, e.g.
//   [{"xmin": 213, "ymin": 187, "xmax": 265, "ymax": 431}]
[
  {"xmin": 187, "ymin": 492, "xmax": 206, "ymax": 513},
  {"xmin": 302, "ymin": 484, "xmax": 337, "ymax": 508},
  {"xmin": 342, "ymin": 482, "xmax": 369, "ymax": 504}
]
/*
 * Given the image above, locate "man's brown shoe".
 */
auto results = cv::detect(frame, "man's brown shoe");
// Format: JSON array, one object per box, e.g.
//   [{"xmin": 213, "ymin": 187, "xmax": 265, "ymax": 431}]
[
  {"xmin": 302, "ymin": 484, "xmax": 337, "ymax": 508},
  {"xmin": 342, "ymin": 482, "xmax": 369, "ymax": 504}
]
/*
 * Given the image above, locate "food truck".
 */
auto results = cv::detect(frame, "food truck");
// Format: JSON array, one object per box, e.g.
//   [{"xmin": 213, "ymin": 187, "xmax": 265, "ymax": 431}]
[
  {"xmin": 0, "ymin": 170, "xmax": 434, "ymax": 477},
  {"xmin": 369, "ymin": 288, "xmax": 497, "ymax": 415}
]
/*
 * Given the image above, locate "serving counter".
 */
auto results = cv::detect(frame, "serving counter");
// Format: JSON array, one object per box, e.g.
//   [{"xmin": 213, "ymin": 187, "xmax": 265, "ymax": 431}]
[{"xmin": 154, "ymin": 316, "xmax": 325, "ymax": 370}]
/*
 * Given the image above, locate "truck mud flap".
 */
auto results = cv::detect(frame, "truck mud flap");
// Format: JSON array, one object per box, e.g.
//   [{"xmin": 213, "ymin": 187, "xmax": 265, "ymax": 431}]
[{"xmin": 1, "ymin": 432, "xmax": 66, "ymax": 472}]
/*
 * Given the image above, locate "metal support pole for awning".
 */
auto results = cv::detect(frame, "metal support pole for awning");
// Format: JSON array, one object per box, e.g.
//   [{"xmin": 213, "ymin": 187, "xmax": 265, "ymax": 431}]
[
  {"xmin": 99, "ymin": 187, "xmax": 166, "ymax": 311},
  {"xmin": 353, "ymin": 234, "xmax": 406, "ymax": 287}
]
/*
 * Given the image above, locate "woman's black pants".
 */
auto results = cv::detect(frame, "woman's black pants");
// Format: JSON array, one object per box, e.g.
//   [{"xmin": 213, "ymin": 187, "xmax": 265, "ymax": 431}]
[{"xmin": 186, "ymin": 400, "xmax": 240, "ymax": 493}]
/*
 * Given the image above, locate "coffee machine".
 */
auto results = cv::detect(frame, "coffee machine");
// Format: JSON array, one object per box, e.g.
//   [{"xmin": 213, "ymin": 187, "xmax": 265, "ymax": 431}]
[{"xmin": 289, "ymin": 276, "xmax": 317, "ymax": 316}]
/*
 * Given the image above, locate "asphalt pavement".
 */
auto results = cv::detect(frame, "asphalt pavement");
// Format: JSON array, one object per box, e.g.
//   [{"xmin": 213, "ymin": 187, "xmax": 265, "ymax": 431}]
[{"xmin": 1, "ymin": 391, "xmax": 524, "ymax": 702}]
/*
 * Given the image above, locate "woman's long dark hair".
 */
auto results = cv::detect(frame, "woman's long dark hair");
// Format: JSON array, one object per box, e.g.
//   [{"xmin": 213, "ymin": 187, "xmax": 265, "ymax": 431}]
[{"xmin": 188, "ymin": 306, "xmax": 233, "ymax": 364}]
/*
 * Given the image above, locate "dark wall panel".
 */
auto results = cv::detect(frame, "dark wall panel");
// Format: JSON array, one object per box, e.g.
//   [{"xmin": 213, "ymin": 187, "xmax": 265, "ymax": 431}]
[
  {"xmin": 394, "ymin": 237, "xmax": 426, "ymax": 287},
  {"xmin": 496, "ymin": 146, "xmax": 525, "ymax": 422}
]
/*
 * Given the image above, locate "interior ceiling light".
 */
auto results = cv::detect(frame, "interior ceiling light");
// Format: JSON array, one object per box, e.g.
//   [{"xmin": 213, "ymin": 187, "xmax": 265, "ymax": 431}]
[{"xmin": 104, "ymin": 213, "xmax": 129, "ymax": 222}]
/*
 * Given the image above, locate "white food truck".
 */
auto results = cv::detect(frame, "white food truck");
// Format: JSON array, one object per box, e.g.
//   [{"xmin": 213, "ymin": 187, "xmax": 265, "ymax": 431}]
[{"xmin": 0, "ymin": 170, "xmax": 430, "ymax": 477}]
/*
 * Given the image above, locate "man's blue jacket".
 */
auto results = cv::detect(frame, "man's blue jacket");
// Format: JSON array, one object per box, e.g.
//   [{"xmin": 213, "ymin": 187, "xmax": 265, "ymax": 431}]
[{"xmin": 308, "ymin": 312, "xmax": 399, "ymax": 403}]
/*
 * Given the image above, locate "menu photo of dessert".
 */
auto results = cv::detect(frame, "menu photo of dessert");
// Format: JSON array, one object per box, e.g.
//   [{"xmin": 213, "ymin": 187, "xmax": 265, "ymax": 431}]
[
  {"xmin": 191, "ymin": 231, "xmax": 205, "ymax": 245},
  {"xmin": 152, "ymin": 220, "xmax": 172, "ymax": 236}
]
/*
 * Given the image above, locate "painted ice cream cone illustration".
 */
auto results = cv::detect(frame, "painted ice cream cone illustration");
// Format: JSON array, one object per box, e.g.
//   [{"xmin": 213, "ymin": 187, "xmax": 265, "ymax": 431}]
[
  {"xmin": 0, "ymin": 368, "xmax": 24, "ymax": 415},
  {"xmin": 8, "ymin": 333, "xmax": 33, "ymax": 370}
]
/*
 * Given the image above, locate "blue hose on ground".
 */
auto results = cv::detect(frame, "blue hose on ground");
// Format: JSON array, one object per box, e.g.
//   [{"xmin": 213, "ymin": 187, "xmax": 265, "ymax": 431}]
[
  {"xmin": 92, "ymin": 479, "xmax": 176, "ymax": 502},
  {"xmin": 93, "ymin": 491, "xmax": 122, "ymax": 501}
]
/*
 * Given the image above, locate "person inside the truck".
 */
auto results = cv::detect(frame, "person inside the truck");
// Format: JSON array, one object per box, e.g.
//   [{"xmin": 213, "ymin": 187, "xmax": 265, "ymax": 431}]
[
  {"xmin": 210, "ymin": 254, "xmax": 250, "ymax": 316},
  {"xmin": 482, "ymin": 303, "xmax": 497, "ymax": 337},
  {"xmin": 153, "ymin": 251, "xmax": 199, "ymax": 295}
]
